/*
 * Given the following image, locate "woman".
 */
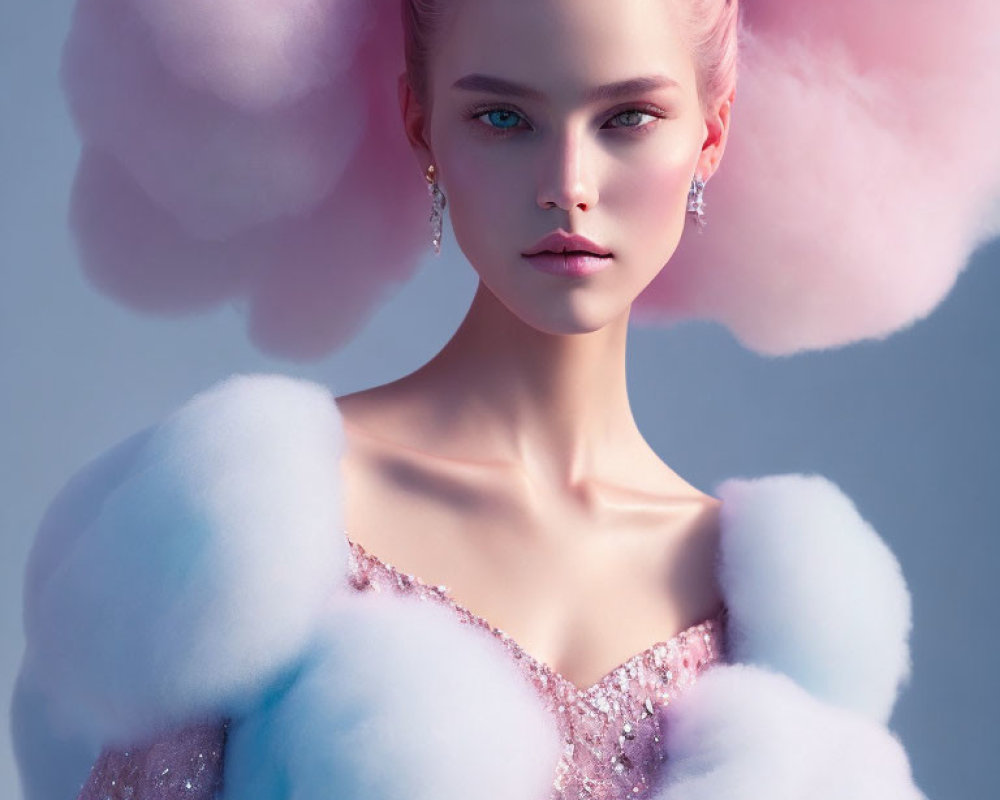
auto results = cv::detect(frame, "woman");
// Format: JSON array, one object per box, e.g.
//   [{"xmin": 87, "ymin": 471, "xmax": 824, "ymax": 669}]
[{"xmin": 12, "ymin": 0, "xmax": 997, "ymax": 798}]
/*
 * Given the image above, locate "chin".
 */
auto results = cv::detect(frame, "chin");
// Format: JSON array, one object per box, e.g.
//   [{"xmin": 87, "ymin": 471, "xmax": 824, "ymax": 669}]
[
  {"xmin": 503, "ymin": 292, "xmax": 628, "ymax": 336},
  {"xmin": 469, "ymin": 254, "xmax": 635, "ymax": 335}
]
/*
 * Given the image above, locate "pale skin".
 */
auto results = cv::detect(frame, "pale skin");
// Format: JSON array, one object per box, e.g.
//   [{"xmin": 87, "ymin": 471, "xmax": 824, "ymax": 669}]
[{"xmin": 336, "ymin": 0, "xmax": 734, "ymax": 691}]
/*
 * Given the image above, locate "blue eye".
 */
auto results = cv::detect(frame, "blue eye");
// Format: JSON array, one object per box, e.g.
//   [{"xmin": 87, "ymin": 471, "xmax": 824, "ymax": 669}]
[{"xmin": 479, "ymin": 109, "xmax": 523, "ymax": 130}]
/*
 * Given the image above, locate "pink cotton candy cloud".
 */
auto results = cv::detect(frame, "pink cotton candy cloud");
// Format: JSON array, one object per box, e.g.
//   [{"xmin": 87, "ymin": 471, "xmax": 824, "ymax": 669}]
[
  {"xmin": 59, "ymin": 0, "xmax": 1000, "ymax": 359},
  {"xmin": 635, "ymin": 2, "xmax": 1000, "ymax": 355},
  {"xmin": 62, "ymin": 0, "xmax": 424, "ymax": 359},
  {"xmin": 63, "ymin": 0, "xmax": 366, "ymax": 240},
  {"xmin": 130, "ymin": 0, "xmax": 371, "ymax": 112}
]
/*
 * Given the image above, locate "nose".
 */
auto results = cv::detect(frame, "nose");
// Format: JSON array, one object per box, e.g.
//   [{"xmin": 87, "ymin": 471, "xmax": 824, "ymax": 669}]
[{"xmin": 536, "ymin": 126, "xmax": 599, "ymax": 212}]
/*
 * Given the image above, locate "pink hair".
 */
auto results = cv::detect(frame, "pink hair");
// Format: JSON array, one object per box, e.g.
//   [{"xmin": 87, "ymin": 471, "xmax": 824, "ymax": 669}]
[
  {"xmin": 401, "ymin": 0, "xmax": 448, "ymax": 111},
  {"xmin": 59, "ymin": 0, "xmax": 1000, "ymax": 359},
  {"xmin": 403, "ymin": 0, "xmax": 741, "ymax": 114},
  {"xmin": 677, "ymin": 0, "xmax": 741, "ymax": 114}
]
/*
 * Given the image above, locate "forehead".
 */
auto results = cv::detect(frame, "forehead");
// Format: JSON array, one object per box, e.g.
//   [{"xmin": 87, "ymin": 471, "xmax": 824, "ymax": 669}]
[{"xmin": 435, "ymin": 0, "xmax": 696, "ymax": 102}]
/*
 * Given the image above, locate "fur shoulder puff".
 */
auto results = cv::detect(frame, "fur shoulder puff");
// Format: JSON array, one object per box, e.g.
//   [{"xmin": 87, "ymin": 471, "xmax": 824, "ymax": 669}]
[
  {"xmin": 647, "ymin": 474, "xmax": 923, "ymax": 799},
  {"xmin": 712, "ymin": 473, "xmax": 913, "ymax": 724},
  {"xmin": 15, "ymin": 372, "xmax": 350, "ymax": 750}
]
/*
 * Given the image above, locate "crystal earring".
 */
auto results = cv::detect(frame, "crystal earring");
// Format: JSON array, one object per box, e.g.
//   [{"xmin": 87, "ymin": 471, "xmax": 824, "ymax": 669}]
[
  {"xmin": 425, "ymin": 164, "xmax": 447, "ymax": 254},
  {"xmin": 686, "ymin": 174, "xmax": 707, "ymax": 230}
]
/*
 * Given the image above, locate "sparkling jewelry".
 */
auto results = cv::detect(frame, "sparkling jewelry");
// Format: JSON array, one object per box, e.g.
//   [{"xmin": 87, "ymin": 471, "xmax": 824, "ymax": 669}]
[
  {"xmin": 686, "ymin": 174, "xmax": 707, "ymax": 230},
  {"xmin": 425, "ymin": 164, "xmax": 447, "ymax": 255}
]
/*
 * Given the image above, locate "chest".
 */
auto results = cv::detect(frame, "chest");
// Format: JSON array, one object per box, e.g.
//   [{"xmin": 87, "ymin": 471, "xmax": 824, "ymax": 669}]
[
  {"xmin": 343, "ymin": 538, "xmax": 726, "ymax": 799},
  {"xmin": 338, "ymin": 430, "xmax": 724, "ymax": 692}
]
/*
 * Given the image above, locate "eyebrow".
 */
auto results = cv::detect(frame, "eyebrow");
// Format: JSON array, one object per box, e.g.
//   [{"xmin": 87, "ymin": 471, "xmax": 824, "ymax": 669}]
[{"xmin": 451, "ymin": 73, "xmax": 681, "ymax": 103}]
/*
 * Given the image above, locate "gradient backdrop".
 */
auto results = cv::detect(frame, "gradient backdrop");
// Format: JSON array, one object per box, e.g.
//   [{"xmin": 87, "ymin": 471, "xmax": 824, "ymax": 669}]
[{"xmin": 2, "ymin": 4, "xmax": 998, "ymax": 799}]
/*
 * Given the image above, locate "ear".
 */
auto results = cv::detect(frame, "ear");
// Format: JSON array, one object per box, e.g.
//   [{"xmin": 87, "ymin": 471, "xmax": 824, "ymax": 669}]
[
  {"xmin": 398, "ymin": 72, "xmax": 434, "ymax": 174},
  {"xmin": 696, "ymin": 87, "xmax": 735, "ymax": 181}
]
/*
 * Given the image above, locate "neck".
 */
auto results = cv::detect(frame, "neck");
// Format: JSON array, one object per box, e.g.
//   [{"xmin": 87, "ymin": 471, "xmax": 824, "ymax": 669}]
[{"xmin": 394, "ymin": 280, "xmax": 656, "ymax": 493}]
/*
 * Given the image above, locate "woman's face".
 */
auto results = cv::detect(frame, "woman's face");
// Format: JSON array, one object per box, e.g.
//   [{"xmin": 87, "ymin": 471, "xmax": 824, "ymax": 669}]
[{"xmin": 405, "ymin": 0, "xmax": 731, "ymax": 335}]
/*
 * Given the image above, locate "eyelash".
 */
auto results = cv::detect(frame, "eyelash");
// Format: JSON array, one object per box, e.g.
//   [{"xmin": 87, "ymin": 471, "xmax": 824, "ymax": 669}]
[{"xmin": 464, "ymin": 103, "xmax": 669, "ymax": 137}]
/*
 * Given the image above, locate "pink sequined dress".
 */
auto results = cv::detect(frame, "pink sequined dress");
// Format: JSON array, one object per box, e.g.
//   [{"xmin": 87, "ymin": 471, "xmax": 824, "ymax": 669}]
[{"xmin": 76, "ymin": 534, "xmax": 728, "ymax": 800}]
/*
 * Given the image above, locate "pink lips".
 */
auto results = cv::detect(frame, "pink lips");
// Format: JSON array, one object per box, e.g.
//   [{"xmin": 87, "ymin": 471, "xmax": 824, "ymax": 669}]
[
  {"xmin": 525, "ymin": 253, "xmax": 611, "ymax": 277},
  {"xmin": 522, "ymin": 230, "xmax": 613, "ymax": 278}
]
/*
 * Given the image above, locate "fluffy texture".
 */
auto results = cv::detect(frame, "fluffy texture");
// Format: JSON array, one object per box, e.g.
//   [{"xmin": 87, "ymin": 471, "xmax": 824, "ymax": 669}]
[
  {"xmin": 57, "ymin": 0, "xmax": 1000, "ymax": 358},
  {"xmin": 224, "ymin": 591, "xmax": 562, "ymax": 800},
  {"xmin": 17, "ymin": 373, "xmax": 349, "ymax": 746},
  {"xmin": 62, "ymin": 0, "xmax": 424, "ymax": 359},
  {"xmin": 713, "ymin": 473, "xmax": 912, "ymax": 724},
  {"xmin": 12, "ymin": 373, "xmax": 923, "ymax": 799},
  {"xmin": 652, "ymin": 665, "xmax": 926, "ymax": 799},
  {"xmin": 131, "ymin": 0, "xmax": 370, "ymax": 112},
  {"xmin": 635, "ymin": 2, "xmax": 1000, "ymax": 354}
]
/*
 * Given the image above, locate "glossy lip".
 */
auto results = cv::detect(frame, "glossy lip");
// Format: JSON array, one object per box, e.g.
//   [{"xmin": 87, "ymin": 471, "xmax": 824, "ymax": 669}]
[
  {"xmin": 523, "ymin": 230, "xmax": 612, "ymax": 257},
  {"xmin": 523, "ymin": 252, "xmax": 611, "ymax": 278}
]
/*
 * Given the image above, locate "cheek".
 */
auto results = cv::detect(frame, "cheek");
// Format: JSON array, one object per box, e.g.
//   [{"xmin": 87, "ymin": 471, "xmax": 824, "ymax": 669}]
[
  {"xmin": 599, "ymin": 143, "xmax": 698, "ymax": 279},
  {"xmin": 605, "ymin": 152, "xmax": 694, "ymax": 237},
  {"xmin": 437, "ymin": 138, "xmax": 525, "ymax": 256}
]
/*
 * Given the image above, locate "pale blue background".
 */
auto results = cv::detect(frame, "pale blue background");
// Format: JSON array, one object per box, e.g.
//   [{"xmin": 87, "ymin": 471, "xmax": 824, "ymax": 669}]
[{"xmin": 2, "ymin": 4, "xmax": 997, "ymax": 799}]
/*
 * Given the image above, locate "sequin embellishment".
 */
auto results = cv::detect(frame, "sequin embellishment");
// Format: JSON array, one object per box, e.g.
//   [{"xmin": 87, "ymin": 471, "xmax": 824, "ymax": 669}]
[
  {"xmin": 345, "ymin": 535, "xmax": 727, "ymax": 800},
  {"xmin": 75, "ymin": 719, "xmax": 228, "ymax": 800}
]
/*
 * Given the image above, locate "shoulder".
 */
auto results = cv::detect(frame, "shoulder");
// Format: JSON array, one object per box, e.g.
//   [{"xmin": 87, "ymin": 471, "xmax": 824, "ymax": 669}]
[
  {"xmin": 16, "ymin": 372, "xmax": 352, "ymax": 746},
  {"xmin": 712, "ymin": 472, "xmax": 912, "ymax": 723}
]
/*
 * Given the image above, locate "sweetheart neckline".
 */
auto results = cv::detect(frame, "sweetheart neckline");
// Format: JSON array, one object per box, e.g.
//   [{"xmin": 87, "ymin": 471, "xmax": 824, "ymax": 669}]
[{"xmin": 342, "ymin": 530, "xmax": 727, "ymax": 695}]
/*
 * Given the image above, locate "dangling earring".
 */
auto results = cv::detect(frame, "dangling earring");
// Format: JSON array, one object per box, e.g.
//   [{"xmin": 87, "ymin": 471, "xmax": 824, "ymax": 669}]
[
  {"xmin": 425, "ymin": 164, "xmax": 447, "ymax": 254},
  {"xmin": 686, "ymin": 174, "xmax": 707, "ymax": 230}
]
